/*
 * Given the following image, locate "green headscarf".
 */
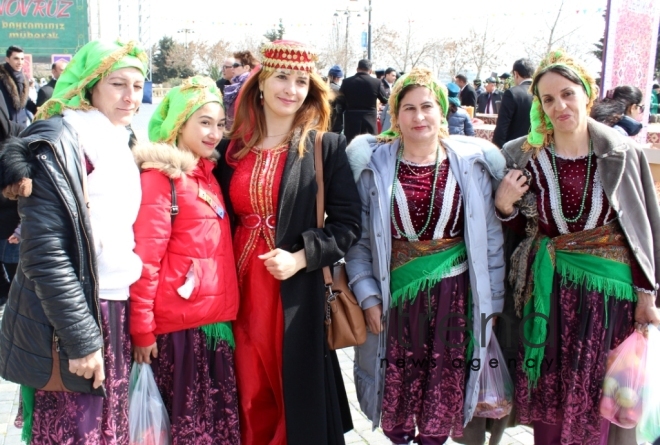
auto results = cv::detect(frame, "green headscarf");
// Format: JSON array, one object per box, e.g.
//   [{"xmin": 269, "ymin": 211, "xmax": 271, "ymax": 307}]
[
  {"xmin": 525, "ymin": 50, "xmax": 597, "ymax": 150},
  {"xmin": 35, "ymin": 40, "xmax": 148, "ymax": 121},
  {"xmin": 148, "ymin": 76, "xmax": 223, "ymax": 145},
  {"xmin": 379, "ymin": 67, "xmax": 449, "ymax": 141}
]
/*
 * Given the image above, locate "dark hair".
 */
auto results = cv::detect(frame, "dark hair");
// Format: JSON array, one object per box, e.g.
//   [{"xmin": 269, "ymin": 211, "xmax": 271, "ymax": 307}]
[
  {"xmin": 51, "ymin": 62, "xmax": 56, "ymax": 69},
  {"xmin": 513, "ymin": 58, "xmax": 536, "ymax": 79},
  {"xmin": 232, "ymin": 50, "xmax": 259, "ymax": 69},
  {"xmin": 606, "ymin": 85, "xmax": 643, "ymax": 109},
  {"xmin": 384, "ymin": 67, "xmax": 396, "ymax": 75},
  {"xmin": 531, "ymin": 65, "xmax": 587, "ymax": 98},
  {"xmin": 590, "ymin": 99, "xmax": 626, "ymax": 127},
  {"xmin": 455, "ymin": 74, "xmax": 467, "ymax": 83},
  {"xmin": 357, "ymin": 59, "xmax": 372, "ymax": 71},
  {"xmin": 654, "ymin": 83, "xmax": 660, "ymax": 89},
  {"xmin": 6, "ymin": 45, "xmax": 23, "ymax": 57}
]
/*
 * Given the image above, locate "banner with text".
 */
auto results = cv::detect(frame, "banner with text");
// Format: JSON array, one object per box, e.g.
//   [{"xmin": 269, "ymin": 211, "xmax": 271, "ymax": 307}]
[{"xmin": 0, "ymin": 0, "xmax": 88, "ymax": 61}]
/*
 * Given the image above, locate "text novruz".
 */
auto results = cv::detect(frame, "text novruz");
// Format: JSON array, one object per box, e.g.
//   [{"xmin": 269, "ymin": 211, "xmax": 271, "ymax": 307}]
[{"xmin": 0, "ymin": 0, "xmax": 73, "ymax": 18}]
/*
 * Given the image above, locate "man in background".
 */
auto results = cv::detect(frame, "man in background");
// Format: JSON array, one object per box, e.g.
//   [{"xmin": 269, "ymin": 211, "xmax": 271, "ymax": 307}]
[
  {"xmin": 216, "ymin": 57, "xmax": 235, "ymax": 95},
  {"xmin": 36, "ymin": 59, "xmax": 67, "ymax": 107},
  {"xmin": 477, "ymin": 77, "xmax": 503, "ymax": 114},
  {"xmin": 340, "ymin": 59, "xmax": 388, "ymax": 143},
  {"xmin": 492, "ymin": 58, "xmax": 535, "ymax": 148},
  {"xmin": 455, "ymin": 74, "xmax": 477, "ymax": 107}
]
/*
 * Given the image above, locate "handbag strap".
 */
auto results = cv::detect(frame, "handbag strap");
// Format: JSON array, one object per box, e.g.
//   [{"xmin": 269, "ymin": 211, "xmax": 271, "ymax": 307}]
[
  {"xmin": 169, "ymin": 178, "xmax": 179, "ymax": 223},
  {"xmin": 313, "ymin": 131, "xmax": 334, "ymax": 288}
]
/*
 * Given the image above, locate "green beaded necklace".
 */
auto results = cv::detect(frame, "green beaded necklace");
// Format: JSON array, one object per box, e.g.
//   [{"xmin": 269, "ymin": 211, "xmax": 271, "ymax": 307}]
[
  {"xmin": 390, "ymin": 143, "xmax": 441, "ymax": 240},
  {"xmin": 548, "ymin": 139, "xmax": 593, "ymax": 223}
]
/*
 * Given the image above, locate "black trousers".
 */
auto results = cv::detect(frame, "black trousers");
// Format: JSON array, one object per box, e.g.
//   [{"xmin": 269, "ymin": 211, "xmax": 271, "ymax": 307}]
[{"xmin": 343, "ymin": 109, "xmax": 378, "ymax": 144}]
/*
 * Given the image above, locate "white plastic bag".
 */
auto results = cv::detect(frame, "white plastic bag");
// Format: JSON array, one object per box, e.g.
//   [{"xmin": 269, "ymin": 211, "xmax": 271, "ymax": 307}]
[
  {"xmin": 599, "ymin": 329, "xmax": 647, "ymax": 428},
  {"xmin": 474, "ymin": 335, "xmax": 514, "ymax": 419},
  {"xmin": 637, "ymin": 326, "xmax": 660, "ymax": 442},
  {"xmin": 128, "ymin": 363, "xmax": 171, "ymax": 445}
]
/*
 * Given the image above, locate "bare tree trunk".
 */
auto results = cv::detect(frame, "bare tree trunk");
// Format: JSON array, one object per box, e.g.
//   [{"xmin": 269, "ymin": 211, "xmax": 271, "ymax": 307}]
[{"xmin": 546, "ymin": 0, "xmax": 564, "ymax": 54}]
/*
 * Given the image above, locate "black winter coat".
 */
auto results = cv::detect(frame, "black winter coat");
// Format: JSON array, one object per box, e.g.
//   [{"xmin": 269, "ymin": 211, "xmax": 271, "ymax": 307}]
[
  {"xmin": 0, "ymin": 116, "xmax": 104, "ymax": 395},
  {"xmin": 492, "ymin": 80, "xmax": 533, "ymax": 148},
  {"xmin": 215, "ymin": 131, "xmax": 361, "ymax": 445}
]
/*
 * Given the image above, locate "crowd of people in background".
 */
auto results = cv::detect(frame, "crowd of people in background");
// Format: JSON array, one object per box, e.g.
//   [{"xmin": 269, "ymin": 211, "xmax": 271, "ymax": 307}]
[{"xmin": 0, "ymin": 36, "xmax": 659, "ymax": 445}]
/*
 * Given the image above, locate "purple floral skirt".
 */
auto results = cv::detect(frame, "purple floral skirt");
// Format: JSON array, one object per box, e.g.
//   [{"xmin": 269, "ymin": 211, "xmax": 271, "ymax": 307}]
[
  {"xmin": 150, "ymin": 328, "xmax": 240, "ymax": 445},
  {"xmin": 514, "ymin": 275, "xmax": 635, "ymax": 445},
  {"xmin": 26, "ymin": 299, "xmax": 131, "ymax": 445},
  {"xmin": 381, "ymin": 271, "xmax": 470, "ymax": 444}
]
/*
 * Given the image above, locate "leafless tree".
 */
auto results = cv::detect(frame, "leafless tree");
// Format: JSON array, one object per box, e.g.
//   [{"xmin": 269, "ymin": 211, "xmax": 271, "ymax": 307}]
[
  {"xmin": 372, "ymin": 22, "xmax": 438, "ymax": 72},
  {"xmin": 196, "ymin": 40, "xmax": 232, "ymax": 80},
  {"xmin": 464, "ymin": 20, "xmax": 508, "ymax": 79}
]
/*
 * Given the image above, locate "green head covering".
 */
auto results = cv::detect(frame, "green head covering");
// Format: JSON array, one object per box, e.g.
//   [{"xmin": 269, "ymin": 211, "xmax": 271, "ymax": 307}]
[
  {"xmin": 379, "ymin": 67, "xmax": 449, "ymax": 141},
  {"xmin": 35, "ymin": 40, "xmax": 148, "ymax": 121},
  {"xmin": 148, "ymin": 76, "xmax": 223, "ymax": 144},
  {"xmin": 525, "ymin": 50, "xmax": 597, "ymax": 151}
]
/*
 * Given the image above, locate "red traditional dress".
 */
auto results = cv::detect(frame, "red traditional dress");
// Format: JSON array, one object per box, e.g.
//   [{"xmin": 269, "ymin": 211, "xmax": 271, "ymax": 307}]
[{"xmin": 229, "ymin": 145, "xmax": 289, "ymax": 445}]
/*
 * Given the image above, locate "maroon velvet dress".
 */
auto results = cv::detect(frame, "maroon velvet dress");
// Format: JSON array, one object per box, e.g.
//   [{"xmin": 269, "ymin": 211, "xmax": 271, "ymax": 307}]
[
  {"xmin": 505, "ymin": 148, "xmax": 650, "ymax": 445},
  {"xmin": 382, "ymin": 158, "xmax": 470, "ymax": 445}
]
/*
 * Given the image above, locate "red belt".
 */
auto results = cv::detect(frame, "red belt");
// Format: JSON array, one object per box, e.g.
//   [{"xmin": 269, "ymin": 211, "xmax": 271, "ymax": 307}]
[{"xmin": 239, "ymin": 214, "xmax": 276, "ymax": 229}]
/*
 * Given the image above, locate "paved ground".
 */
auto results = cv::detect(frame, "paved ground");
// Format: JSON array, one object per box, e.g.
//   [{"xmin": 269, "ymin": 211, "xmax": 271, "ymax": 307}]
[{"xmin": 0, "ymin": 97, "xmax": 540, "ymax": 445}]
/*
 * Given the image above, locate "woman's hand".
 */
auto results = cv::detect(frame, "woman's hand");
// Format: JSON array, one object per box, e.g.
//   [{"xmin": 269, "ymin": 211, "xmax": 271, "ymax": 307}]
[
  {"xmin": 2, "ymin": 178, "xmax": 32, "ymax": 200},
  {"xmin": 259, "ymin": 249, "xmax": 307, "ymax": 280},
  {"xmin": 69, "ymin": 349, "xmax": 105, "ymax": 389},
  {"xmin": 494, "ymin": 169, "xmax": 529, "ymax": 217},
  {"xmin": 364, "ymin": 304, "xmax": 383, "ymax": 334},
  {"xmin": 133, "ymin": 343, "xmax": 158, "ymax": 364},
  {"xmin": 634, "ymin": 291, "xmax": 660, "ymax": 326},
  {"xmin": 7, "ymin": 234, "xmax": 19, "ymax": 244}
]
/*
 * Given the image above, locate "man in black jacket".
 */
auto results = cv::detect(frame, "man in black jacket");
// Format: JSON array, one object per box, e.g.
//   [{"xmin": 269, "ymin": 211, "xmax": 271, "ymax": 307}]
[
  {"xmin": 455, "ymin": 74, "xmax": 477, "ymax": 107},
  {"xmin": 339, "ymin": 59, "xmax": 388, "ymax": 144},
  {"xmin": 0, "ymin": 46, "xmax": 36, "ymax": 126},
  {"xmin": 492, "ymin": 58, "xmax": 535, "ymax": 148},
  {"xmin": 36, "ymin": 60, "xmax": 67, "ymax": 107},
  {"xmin": 477, "ymin": 77, "xmax": 504, "ymax": 114}
]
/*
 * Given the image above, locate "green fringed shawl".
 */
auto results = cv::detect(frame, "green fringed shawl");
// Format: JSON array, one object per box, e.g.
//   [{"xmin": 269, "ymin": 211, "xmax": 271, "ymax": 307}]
[
  {"xmin": 390, "ymin": 242, "xmax": 467, "ymax": 308},
  {"xmin": 20, "ymin": 385, "xmax": 34, "ymax": 443},
  {"xmin": 199, "ymin": 321, "xmax": 235, "ymax": 350},
  {"xmin": 523, "ymin": 237, "xmax": 636, "ymax": 387}
]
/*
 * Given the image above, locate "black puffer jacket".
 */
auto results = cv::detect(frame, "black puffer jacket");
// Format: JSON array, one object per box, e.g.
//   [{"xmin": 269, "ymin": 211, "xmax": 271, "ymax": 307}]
[{"xmin": 0, "ymin": 116, "xmax": 104, "ymax": 395}]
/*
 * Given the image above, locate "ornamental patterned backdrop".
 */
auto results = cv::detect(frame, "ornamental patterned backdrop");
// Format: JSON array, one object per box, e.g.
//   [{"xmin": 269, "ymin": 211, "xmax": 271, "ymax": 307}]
[{"xmin": 601, "ymin": 0, "xmax": 660, "ymax": 144}]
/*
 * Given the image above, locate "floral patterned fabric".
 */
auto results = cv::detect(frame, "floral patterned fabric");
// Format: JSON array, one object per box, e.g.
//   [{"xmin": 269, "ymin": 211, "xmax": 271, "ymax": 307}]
[
  {"xmin": 27, "ymin": 300, "xmax": 130, "ymax": 445},
  {"xmin": 514, "ymin": 273, "xmax": 634, "ymax": 445},
  {"xmin": 381, "ymin": 271, "xmax": 470, "ymax": 444},
  {"xmin": 150, "ymin": 329, "xmax": 240, "ymax": 445}
]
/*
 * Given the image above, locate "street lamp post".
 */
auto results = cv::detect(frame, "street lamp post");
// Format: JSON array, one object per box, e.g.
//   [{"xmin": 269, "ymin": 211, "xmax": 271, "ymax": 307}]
[
  {"xmin": 367, "ymin": 0, "xmax": 372, "ymax": 60},
  {"xmin": 177, "ymin": 28, "xmax": 194, "ymax": 49}
]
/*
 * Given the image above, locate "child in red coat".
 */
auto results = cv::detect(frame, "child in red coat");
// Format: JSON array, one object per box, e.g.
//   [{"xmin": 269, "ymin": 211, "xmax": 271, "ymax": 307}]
[{"xmin": 130, "ymin": 76, "xmax": 239, "ymax": 444}]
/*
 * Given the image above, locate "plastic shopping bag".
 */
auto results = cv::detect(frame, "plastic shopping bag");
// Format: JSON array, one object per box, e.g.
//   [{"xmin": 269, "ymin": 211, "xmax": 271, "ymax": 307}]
[
  {"xmin": 599, "ymin": 329, "xmax": 648, "ymax": 428},
  {"xmin": 474, "ymin": 335, "xmax": 514, "ymax": 419},
  {"xmin": 128, "ymin": 363, "xmax": 171, "ymax": 445},
  {"xmin": 637, "ymin": 326, "xmax": 660, "ymax": 442}
]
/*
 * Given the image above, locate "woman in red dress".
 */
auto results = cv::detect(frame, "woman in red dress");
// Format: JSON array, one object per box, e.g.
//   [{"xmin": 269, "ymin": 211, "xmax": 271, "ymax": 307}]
[{"xmin": 214, "ymin": 40, "xmax": 361, "ymax": 445}]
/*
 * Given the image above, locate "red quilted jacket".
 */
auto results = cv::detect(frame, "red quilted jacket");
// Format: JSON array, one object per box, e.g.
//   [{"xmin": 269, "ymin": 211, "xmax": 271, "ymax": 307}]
[{"xmin": 129, "ymin": 143, "xmax": 239, "ymax": 347}]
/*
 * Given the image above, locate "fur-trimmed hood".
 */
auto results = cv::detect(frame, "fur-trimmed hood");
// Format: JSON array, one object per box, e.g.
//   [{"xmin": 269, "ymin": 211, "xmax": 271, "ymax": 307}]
[
  {"xmin": 0, "ymin": 64, "xmax": 29, "ymax": 111},
  {"xmin": 132, "ymin": 142, "xmax": 218, "ymax": 179}
]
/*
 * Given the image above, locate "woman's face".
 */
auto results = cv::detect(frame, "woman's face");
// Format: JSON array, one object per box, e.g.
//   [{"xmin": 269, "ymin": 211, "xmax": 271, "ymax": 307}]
[
  {"xmin": 90, "ymin": 67, "xmax": 144, "ymax": 127},
  {"xmin": 178, "ymin": 102, "xmax": 225, "ymax": 159},
  {"xmin": 396, "ymin": 86, "xmax": 442, "ymax": 145},
  {"xmin": 261, "ymin": 70, "xmax": 310, "ymax": 120},
  {"xmin": 233, "ymin": 63, "xmax": 249, "ymax": 76},
  {"xmin": 628, "ymin": 102, "xmax": 644, "ymax": 122},
  {"xmin": 536, "ymin": 71, "xmax": 590, "ymax": 137}
]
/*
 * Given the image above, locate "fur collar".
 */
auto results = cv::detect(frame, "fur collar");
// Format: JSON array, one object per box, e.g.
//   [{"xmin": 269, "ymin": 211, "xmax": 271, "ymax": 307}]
[
  {"xmin": 132, "ymin": 142, "xmax": 210, "ymax": 179},
  {"xmin": 0, "ymin": 65, "xmax": 28, "ymax": 111}
]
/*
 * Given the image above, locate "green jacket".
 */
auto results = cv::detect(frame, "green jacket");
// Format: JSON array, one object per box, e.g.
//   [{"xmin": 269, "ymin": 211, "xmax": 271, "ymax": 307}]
[{"xmin": 651, "ymin": 91, "xmax": 659, "ymax": 114}]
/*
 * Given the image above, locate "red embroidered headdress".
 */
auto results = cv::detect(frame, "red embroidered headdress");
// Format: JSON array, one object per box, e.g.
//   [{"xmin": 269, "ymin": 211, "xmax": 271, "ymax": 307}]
[{"xmin": 260, "ymin": 40, "xmax": 318, "ymax": 73}]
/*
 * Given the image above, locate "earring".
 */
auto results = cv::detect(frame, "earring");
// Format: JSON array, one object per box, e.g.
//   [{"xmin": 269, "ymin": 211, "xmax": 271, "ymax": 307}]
[{"xmin": 260, "ymin": 90, "xmax": 263, "ymax": 99}]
